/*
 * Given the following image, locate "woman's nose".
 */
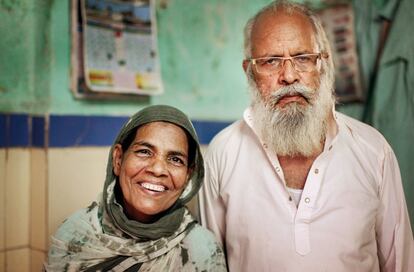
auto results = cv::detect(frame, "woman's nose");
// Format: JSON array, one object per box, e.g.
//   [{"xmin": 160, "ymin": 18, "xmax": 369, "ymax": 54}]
[{"xmin": 146, "ymin": 157, "xmax": 168, "ymax": 176}]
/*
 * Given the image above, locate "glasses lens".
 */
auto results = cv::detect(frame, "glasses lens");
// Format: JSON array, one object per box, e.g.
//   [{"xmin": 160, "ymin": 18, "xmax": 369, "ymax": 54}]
[
  {"xmin": 255, "ymin": 57, "xmax": 282, "ymax": 74},
  {"xmin": 293, "ymin": 55, "xmax": 319, "ymax": 72}
]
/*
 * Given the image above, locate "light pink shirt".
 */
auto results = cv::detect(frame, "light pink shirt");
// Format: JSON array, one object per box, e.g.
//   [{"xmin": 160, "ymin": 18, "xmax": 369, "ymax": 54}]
[{"xmin": 199, "ymin": 108, "xmax": 414, "ymax": 272}]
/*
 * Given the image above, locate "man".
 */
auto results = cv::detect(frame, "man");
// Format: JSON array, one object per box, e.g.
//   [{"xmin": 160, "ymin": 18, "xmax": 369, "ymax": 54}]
[{"xmin": 199, "ymin": 1, "xmax": 414, "ymax": 271}]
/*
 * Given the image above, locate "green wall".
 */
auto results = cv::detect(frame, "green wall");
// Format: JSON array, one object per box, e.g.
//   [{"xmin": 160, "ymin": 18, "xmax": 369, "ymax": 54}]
[
  {"xmin": 1, "ymin": 0, "xmax": 335, "ymax": 120},
  {"xmin": 0, "ymin": 0, "xmax": 266, "ymax": 119},
  {"xmin": 0, "ymin": 0, "xmax": 51, "ymax": 114}
]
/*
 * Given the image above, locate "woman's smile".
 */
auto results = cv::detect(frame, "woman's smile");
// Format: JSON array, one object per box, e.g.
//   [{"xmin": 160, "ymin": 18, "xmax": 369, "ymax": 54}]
[{"xmin": 139, "ymin": 182, "xmax": 168, "ymax": 193}]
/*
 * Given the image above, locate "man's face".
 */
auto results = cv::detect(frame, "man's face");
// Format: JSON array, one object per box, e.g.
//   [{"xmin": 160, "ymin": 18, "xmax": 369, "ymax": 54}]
[
  {"xmin": 246, "ymin": 10, "xmax": 321, "ymax": 108},
  {"xmin": 245, "ymin": 10, "xmax": 334, "ymax": 157}
]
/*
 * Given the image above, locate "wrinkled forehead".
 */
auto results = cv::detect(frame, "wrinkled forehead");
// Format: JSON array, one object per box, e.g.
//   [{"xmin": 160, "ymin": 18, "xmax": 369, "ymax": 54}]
[{"xmin": 251, "ymin": 9, "xmax": 318, "ymax": 56}]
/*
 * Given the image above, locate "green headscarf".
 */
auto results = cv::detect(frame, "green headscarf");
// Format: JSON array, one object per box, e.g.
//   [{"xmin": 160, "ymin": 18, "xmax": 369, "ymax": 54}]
[{"xmin": 102, "ymin": 105, "xmax": 204, "ymax": 240}]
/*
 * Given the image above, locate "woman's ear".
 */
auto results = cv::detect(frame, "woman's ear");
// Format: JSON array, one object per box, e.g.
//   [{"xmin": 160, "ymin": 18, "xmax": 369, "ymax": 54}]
[{"xmin": 112, "ymin": 144, "xmax": 123, "ymax": 176}]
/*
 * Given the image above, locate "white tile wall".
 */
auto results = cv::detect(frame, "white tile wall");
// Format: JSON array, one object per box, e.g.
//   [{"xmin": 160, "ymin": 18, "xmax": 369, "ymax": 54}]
[
  {"xmin": 6, "ymin": 248, "xmax": 30, "ymax": 272},
  {"xmin": 48, "ymin": 147, "xmax": 109, "ymax": 236},
  {"xmin": 0, "ymin": 150, "xmax": 5, "ymax": 252},
  {"xmin": 5, "ymin": 149, "xmax": 30, "ymax": 248},
  {"xmin": 30, "ymin": 149, "xmax": 47, "ymax": 251},
  {"xmin": 31, "ymin": 249, "xmax": 46, "ymax": 272},
  {"xmin": 0, "ymin": 252, "xmax": 4, "ymax": 272}
]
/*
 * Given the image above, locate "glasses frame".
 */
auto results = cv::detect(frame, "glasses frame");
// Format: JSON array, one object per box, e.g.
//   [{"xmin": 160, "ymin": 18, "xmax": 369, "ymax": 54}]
[{"xmin": 248, "ymin": 52, "xmax": 329, "ymax": 74}]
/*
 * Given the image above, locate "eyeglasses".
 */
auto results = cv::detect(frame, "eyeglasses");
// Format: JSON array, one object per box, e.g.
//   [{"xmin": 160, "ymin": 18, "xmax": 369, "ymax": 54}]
[{"xmin": 248, "ymin": 53, "xmax": 328, "ymax": 75}]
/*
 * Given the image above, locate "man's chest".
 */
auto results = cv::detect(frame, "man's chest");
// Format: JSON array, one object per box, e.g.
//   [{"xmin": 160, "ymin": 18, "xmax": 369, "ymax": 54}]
[{"xmin": 278, "ymin": 155, "xmax": 316, "ymax": 189}]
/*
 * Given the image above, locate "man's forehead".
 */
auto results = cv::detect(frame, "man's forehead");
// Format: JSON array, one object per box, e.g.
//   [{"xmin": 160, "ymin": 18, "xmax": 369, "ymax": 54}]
[
  {"xmin": 253, "ymin": 9, "xmax": 315, "ymax": 38},
  {"xmin": 251, "ymin": 10, "xmax": 317, "ymax": 56}
]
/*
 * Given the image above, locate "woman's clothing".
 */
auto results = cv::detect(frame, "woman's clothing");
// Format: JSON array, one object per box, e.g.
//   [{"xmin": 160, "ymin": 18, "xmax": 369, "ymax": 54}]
[
  {"xmin": 47, "ymin": 198, "xmax": 226, "ymax": 271},
  {"xmin": 46, "ymin": 105, "xmax": 227, "ymax": 271}
]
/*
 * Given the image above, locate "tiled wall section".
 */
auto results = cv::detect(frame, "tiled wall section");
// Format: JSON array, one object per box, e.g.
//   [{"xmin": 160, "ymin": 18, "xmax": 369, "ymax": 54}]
[
  {"xmin": 48, "ymin": 147, "xmax": 109, "ymax": 236},
  {"xmin": 6, "ymin": 248, "xmax": 30, "ymax": 272},
  {"xmin": 30, "ymin": 149, "xmax": 47, "ymax": 250},
  {"xmin": 0, "ymin": 150, "xmax": 5, "ymax": 272},
  {"xmin": 0, "ymin": 253, "xmax": 4, "ymax": 272},
  {"xmin": 0, "ymin": 113, "xmax": 229, "ymax": 272},
  {"xmin": 0, "ymin": 113, "xmax": 231, "ymax": 148},
  {"xmin": 6, "ymin": 149, "xmax": 30, "ymax": 250},
  {"xmin": 30, "ymin": 250, "xmax": 45, "ymax": 272},
  {"xmin": 0, "ymin": 149, "xmax": 35, "ymax": 272}
]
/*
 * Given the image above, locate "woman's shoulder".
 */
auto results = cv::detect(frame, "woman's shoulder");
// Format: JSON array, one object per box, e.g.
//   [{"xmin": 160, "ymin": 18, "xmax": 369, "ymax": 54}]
[
  {"xmin": 183, "ymin": 223, "xmax": 221, "ymax": 248},
  {"xmin": 180, "ymin": 223, "xmax": 227, "ymax": 270},
  {"xmin": 53, "ymin": 202, "xmax": 101, "ymax": 238}
]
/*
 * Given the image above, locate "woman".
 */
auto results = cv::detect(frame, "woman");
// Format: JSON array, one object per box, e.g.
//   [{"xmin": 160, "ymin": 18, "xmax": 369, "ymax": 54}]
[{"xmin": 46, "ymin": 105, "xmax": 227, "ymax": 271}]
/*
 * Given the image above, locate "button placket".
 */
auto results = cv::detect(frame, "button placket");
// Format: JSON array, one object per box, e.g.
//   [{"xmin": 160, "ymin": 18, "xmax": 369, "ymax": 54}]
[
  {"xmin": 293, "ymin": 160, "xmax": 327, "ymax": 255},
  {"xmin": 294, "ymin": 199, "xmax": 314, "ymax": 255},
  {"xmin": 294, "ymin": 222, "xmax": 310, "ymax": 255}
]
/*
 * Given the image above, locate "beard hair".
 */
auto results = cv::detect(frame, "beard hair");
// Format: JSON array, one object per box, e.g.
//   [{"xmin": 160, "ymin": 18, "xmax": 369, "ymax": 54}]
[{"xmin": 249, "ymin": 71, "xmax": 334, "ymax": 157}]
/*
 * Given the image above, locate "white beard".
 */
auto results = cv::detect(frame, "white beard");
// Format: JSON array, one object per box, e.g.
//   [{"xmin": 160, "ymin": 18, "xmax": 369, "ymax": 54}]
[{"xmin": 249, "ymin": 74, "xmax": 334, "ymax": 157}]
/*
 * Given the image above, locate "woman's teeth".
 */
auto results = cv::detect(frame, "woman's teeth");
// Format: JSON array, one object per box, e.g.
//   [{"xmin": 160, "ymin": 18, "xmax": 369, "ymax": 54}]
[{"xmin": 140, "ymin": 182, "xmax": 166, "ymax": 192}]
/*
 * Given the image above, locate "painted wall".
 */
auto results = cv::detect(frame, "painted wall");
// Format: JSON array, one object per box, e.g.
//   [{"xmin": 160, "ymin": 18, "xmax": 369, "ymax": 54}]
[
  {"xmin": 50, "ymin": 0, "xmax": 252, "ymax": 119},
  {"xmin": 0, "ymin": 0, "xmax": 51, "ymax": 115},
  {"xmin": 2, "ymin": 0, "xmax": 251, "ymax": 119},
  {"xmin": 1, "ymin": 0, "xmax": 335, "ymax": 120}
]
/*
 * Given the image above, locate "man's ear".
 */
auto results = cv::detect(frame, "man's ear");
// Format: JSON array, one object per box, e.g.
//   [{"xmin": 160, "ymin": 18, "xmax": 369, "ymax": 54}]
[
  {"xmin": 242, "ymin": 59, "xmax": 250, "ymax": 73},
  {"xmin": 112, "ymin": 144, "xmax": 123, "ymax": 176}
]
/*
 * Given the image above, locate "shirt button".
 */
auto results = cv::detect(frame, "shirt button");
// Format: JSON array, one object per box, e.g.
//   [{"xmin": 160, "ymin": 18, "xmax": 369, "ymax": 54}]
[
  {"xmin": 263, "ymin": 143, "xmax": 268, "ymax": 148},
  {"xmin": 314, "ymin": 168, "xmax": 319, "ymax": 174},
  {"xmin": 328, "ymin": 145, "xmax": 332, "ymax": 151},
  {"xmin": 275, "ymin": 166, "xmax": 280, "ymax": 172},
  {"xmin": 304, "ymin": 197, "xmax": 310, "ymax": 203}
]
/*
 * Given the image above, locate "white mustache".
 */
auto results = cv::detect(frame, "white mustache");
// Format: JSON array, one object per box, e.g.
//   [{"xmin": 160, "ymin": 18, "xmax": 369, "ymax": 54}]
[{"xmin": 269, "ymin": 84, "xmax": 315, "ymax": 105}]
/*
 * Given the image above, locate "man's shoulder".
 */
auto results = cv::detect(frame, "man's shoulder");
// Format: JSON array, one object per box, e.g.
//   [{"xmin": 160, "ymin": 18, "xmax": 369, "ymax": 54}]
[
  {"xmin": 336, "ymin": 112, "xmax": 391, "ymax": 153},
  {"xmin": 208, "ymin": 119, "xmax": 248, "ymax": 148}
]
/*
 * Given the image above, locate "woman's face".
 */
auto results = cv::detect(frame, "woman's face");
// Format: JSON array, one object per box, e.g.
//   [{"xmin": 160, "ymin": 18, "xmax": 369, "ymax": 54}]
[{"xmin": 112, "ymin": 121, "xmax": 191, "ymax": 223}]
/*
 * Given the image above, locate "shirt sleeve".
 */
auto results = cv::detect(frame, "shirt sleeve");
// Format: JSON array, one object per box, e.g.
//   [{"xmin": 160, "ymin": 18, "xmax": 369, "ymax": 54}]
[
  {"xmin": 198, "ymin": 147, "xmax": 226, "ymax": 248},
  {"xmin": 376, "ymin": 147, "xmax": 414, "ymax": 272}
]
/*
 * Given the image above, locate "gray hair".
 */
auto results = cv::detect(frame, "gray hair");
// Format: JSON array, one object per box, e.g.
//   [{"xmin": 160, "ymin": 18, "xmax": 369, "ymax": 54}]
[{"xmin": 243, "ymin": 0, "xmax": 335, "ymax": 90}]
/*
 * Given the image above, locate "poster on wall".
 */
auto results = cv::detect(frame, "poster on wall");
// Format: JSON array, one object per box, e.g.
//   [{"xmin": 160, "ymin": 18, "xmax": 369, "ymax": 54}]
[
  {"xmin": 316, "ymin": 3, "xmax": 364, "ymax": 102},
  {"xmin": 71, "ymin": 0, "xmax": 163, "ymax": 98}
]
